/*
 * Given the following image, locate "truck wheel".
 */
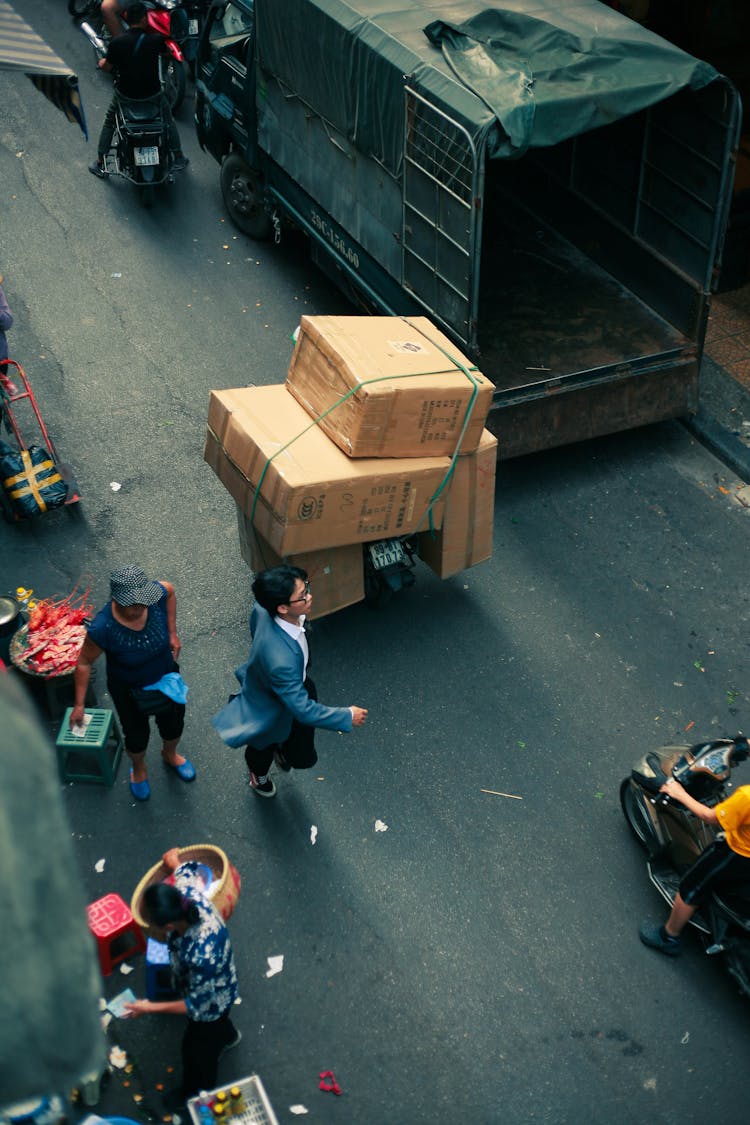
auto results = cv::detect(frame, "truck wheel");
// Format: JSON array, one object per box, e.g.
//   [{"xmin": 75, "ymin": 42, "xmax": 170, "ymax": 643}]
[{"xmin": 220, "ymin": 154, "xmax": 273, "ymax": 240}]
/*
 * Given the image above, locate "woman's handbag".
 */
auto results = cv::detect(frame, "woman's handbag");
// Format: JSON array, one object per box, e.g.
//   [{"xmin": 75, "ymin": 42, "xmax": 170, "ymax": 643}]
[{"xmin": 130, "ymin": 686, "xmax": 175, "ymax": 717}]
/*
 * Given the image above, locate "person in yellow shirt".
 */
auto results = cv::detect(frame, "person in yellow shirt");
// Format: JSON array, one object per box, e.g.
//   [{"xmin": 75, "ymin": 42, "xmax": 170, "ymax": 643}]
[{"xmin": 640, "ymin": 781, "xmax": 750, "ymax": 956}]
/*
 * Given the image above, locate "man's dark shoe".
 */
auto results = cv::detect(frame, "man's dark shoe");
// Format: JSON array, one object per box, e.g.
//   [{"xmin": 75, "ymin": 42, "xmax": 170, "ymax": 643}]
[
  {"xmin": 639, "ymin": 922, "xmax": 681, "ymax": 957},
  {"xmin": 88, "ymin": 160, "xmax": 108, "ymax": 179},
  {"xmin": 273, "ymin": 747, "xmax": 291, "ymax": 772},
  {"xmin": 249, "ymin": 771, "xmax": 276, "ymax": 797}
]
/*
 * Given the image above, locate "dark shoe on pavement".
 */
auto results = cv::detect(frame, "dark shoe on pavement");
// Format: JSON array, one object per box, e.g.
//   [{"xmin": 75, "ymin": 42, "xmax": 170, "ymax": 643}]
[
  {"xmin": 172, "ymin": 154, "xmax": 189, "ymax": 172},
  {"xmin": 639, "ymin": 922, "xmax": 681, "ymax": 956},
  {"xmin": 219, "ymin": 1028, "xmax": 242, "ymax": 1058},
  {"xmin": 273, "ymin": 747, "xmax": 291, "ymax": 772},
  {"xmin": 88, "ymin": 160, "xmax": 108, "ymax": 179},
  {"xmin": 249, "ymin": 771, "xmax": 276, "ymax": 797}
]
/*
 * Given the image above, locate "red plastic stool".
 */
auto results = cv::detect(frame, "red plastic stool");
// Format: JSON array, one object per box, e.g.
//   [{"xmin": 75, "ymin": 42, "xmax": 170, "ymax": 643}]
[{"xmin": 87, "ymin": 893, "xmax": 146, "ymax": 976}]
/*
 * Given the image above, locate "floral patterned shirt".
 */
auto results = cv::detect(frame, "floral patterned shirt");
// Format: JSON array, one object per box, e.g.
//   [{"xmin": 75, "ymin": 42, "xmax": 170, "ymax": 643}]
[{"xmin": 168, "ymin": 862, "xmax": 239, "ymax": 1021}]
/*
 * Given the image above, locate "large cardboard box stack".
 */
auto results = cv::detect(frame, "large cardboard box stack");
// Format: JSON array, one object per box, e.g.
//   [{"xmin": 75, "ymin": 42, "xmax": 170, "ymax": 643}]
[
  {"xmin": 204, "ymin": 317, "xmax": 496, "ymax": 616},
  {"xmin": 418, "ymin": 430, "xmax": 498, "ymax": 579},
  {"xmin": 236, "ymin": 507, "xmax": 364, "ymax": 620},
  {"xmin": 205, "ymin": 384, "xmax": 450, "ymax": 555},
  {"xmin": 286, "ymin": 315, "xmax": 494, "ymax": 458}
]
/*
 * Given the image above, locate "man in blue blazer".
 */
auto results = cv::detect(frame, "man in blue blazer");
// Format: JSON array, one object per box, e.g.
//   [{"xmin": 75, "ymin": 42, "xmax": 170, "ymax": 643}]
[{"xmin": 212, "ymin": 565, "xmax": 368, "ymax": 797}]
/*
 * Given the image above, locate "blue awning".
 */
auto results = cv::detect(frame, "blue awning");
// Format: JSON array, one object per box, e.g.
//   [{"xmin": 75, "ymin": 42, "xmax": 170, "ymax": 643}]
[{"xmin": 0, "ymin": 1, "xmax": 88, "ymax": 138}]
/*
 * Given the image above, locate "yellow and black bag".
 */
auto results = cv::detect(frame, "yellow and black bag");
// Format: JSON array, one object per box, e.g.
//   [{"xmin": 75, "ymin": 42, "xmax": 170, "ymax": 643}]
[{"xmin": 0, "ymin": 440, "xmax": 67, "ymax": 517}]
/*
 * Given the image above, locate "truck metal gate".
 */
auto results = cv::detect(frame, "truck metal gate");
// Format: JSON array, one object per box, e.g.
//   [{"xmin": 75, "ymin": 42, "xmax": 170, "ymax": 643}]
[{"xmin": 402, "ymin": 87, "xmax": 482, "ymax": 352}]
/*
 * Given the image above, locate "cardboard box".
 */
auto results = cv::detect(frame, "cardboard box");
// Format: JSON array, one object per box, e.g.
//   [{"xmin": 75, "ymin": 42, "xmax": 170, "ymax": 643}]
[
  {"xmin": 236, "ymin": 507, "xmax": 364, "ymax": 619},
  {"xmin": 205, "ymin": 384, "xmax": 449, "ymax": 554},
  {"xmin": 418, "ymin": 429, "xmax": 497, "ymax": 578},
  {"xmin": 286, "ymin": 315, "xmax": 494, "ymax": 458}
]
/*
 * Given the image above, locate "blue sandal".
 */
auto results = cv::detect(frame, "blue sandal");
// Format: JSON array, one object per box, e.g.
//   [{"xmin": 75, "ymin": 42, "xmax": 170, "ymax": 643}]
[
  {"xmin": 129, "ymin": 771, "xmax": 151, "ymax": 801},
  {"xmin": 162, "ymin": 756, "xmax": 196, "ymax": 782}
]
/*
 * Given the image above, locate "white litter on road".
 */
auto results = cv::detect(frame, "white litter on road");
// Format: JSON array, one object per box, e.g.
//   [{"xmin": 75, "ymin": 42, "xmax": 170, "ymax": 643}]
[
  {"xmin": 289, "ymin": 1107, "xmax": 308, "ymax": 1116},
  {"xmin": 374, "ymin": 819, "xmax": 388, "ymax": 832},
  {"xmin": 108, "ymin": 1046, "xmax": 127, "ymax": 1069},
  {"xmin": 94, "ymin": 858, "xmax": 106, "ymax": 873},
  {"xmin": 119, "ymin": 962, "xmax": 133, "ymax": 975},
  {"xmin": 265, "ymin": 955, "xmax": 284, "ymax": 978},
  {"xmin": 110, "ymin": 482, "xmax": 121, "ymax": 492},
  {"xmin": 310, "ymin": 825, "xmax": 318, "ymax": 845}
]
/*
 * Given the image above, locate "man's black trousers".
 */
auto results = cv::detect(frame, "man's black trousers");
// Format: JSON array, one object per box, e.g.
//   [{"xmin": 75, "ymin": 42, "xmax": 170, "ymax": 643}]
[{"xmin": 244, "ymin": 676, "xmax": 319, "ymax": 775}]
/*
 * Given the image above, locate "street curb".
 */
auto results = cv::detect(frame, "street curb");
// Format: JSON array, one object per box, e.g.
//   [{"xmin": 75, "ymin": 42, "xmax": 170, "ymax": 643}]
[{"xmin": 683, "ymin": 410, "xmax": 750, "ymax": 484}]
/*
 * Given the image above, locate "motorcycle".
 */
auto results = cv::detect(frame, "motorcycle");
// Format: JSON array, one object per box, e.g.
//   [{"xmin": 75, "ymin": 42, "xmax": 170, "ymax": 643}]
[
  {"xmin": 621, "ymin": 736, "xmax": 750, "ymax": 996},
  {"xmin": 171, "ymin": 0, "xmax": 209, "ymax": 80},
  {"xmin": 362, "ymin": 535, "xmax": 418, "ymax": 607},
  {"xmin": 70, "ymin": 0, "xmax": 187, "ymax": 112},
  {"xmin": 98, "ymin": 88, "xmax": 175, "ymax": 206}
]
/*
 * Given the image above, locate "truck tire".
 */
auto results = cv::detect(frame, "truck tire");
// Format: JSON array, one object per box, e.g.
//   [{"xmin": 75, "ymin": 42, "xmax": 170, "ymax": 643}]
[{"xmin": 220, "ymin": 154, "xmax": 273, "ymax": 240}]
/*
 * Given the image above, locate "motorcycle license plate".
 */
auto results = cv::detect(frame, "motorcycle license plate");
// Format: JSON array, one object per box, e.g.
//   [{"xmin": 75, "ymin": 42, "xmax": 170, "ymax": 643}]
[
  {"xmin": 134, "ymin": 146, "xmax": 159, "ymax": 167},
  {"xmin": 188, "ymin": 18, "xmax": 199, "ymax": 34},
  {"xmin": 368, "ymin": 539, "xmax": 407, "ymax": 571}
]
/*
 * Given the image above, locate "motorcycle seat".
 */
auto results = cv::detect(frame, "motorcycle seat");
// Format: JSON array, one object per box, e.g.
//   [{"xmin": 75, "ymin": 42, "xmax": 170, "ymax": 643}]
[{"xmin": 117, "ymin": 94, "xmax": 164, "ymax": 124}]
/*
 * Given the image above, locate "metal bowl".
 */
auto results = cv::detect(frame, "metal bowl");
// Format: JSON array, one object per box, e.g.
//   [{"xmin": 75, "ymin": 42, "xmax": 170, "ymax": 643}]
[{"xmin": 9, "ymin": 623, "xmax": 81, "ymax": 679}]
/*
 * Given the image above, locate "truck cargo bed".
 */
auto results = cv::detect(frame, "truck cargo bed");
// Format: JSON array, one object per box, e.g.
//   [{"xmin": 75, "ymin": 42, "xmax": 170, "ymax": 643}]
[{"xmin": 478, "ymin": 200, "xmax": 686, "ymax": 397}]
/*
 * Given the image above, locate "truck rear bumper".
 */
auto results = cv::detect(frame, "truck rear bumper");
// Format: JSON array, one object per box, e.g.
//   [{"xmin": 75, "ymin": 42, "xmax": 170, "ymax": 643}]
[{"xmin": 486, "ymin": 359, "xmax": 699, "ymax": 459}]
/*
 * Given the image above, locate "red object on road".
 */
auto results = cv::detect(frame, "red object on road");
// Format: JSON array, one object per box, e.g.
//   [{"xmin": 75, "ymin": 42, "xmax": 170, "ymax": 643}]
[{"xmin": 319, "ymin": 1070, "xmax": 342, "ymax": 1095}]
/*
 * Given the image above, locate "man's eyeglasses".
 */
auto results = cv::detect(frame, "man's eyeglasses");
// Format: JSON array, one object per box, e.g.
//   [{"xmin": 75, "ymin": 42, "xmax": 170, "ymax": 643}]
[{"xmin": 288, "ymin": 582, "xmax": 312, "ymax": 604}]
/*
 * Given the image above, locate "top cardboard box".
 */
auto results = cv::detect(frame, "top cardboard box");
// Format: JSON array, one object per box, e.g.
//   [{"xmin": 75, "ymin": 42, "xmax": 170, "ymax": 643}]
[
  {"xmin": 285, "ymin": 315, "xmax": 494, "ymax": 458},
  {"xmin": 205, "ymin": 385, "xmax": 450, "ymax": 555}
]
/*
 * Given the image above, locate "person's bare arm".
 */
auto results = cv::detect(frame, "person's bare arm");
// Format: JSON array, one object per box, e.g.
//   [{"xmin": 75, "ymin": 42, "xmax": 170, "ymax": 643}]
[
  {"xmin": 159, "ymin": 581, "xmax": 181, "ymax": 660},
  {"xmin": 124, "ymin": 998, "xmax": 187, "ymax": 1017},
  {"xmin": 70, "ymin": 636, "xmax": 104, "ymax": 728},
  {"xmin": 661, "ymin": 778, "xmax": 720, "ymax": 825}
]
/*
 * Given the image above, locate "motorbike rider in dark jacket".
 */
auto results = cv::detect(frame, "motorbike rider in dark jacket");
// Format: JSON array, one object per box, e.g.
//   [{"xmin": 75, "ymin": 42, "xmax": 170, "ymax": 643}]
[
  {"xmin": 89, "ymin": 2, "xmax": 188, "ymax": 179},
  {"xmin": 640, "ymin": 778, "xmax": 750, "ymax": 955}
]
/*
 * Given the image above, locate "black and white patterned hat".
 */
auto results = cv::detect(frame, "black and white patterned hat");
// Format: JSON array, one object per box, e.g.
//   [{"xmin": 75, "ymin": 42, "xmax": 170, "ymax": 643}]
[{"xmin": 109, "ymin": 565, "xmax": 162, "ymax": 607}]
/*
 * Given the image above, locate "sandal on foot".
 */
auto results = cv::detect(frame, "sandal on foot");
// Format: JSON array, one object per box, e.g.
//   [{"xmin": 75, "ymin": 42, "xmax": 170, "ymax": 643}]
[
  {"xmin": 162, "ymin": 756, "xmax": 196, "ymax": 782},
  {"xmin": 129, "ymin": 771, "xmax": 151, "ymax": 801}
]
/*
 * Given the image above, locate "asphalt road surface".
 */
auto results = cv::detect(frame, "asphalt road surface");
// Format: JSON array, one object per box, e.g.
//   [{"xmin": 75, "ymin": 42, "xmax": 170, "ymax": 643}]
[{"xmin": 3, "ymin": 3, "xmax": 750, "ymax": 1122}]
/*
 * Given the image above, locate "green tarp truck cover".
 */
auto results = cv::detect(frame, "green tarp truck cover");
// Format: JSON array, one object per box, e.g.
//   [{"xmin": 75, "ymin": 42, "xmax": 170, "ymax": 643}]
[{"xmin": 255, "ymin": 0, "xmax": 720, "ymax": 170}]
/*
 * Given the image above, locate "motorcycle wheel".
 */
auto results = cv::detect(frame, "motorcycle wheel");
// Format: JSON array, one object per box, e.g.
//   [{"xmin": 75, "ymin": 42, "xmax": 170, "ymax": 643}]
[
  {"xmin": 68, "ymin": 0, "xmax": 97, "ymax": 19},
  {"xmin": 619, "ymin": 778, "xmax": 657, "ymax": 849},
  {"xmin": 220, "ymin": 153, "xmax": 273, "ymax": 240},
  {"xmin": 164, "ymin": 58, "xmax": 187, "ymax": 114}
]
